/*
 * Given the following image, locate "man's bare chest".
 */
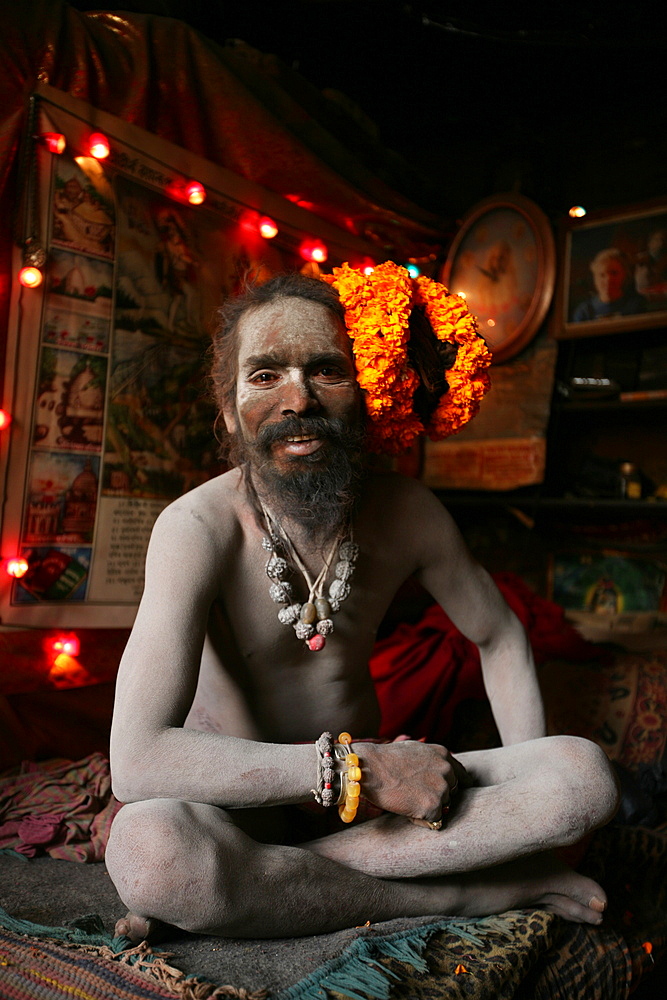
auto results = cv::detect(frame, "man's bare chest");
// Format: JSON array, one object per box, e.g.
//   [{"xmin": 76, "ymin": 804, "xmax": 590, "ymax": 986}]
[{"xmin": 189, "ymin": 539, "xmax": 405, "ymax": 741}]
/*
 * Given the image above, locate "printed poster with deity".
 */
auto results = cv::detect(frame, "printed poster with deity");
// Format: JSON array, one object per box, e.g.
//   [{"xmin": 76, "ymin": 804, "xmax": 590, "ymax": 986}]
[{"xmin": 0, "ymin": 86, "xmax": 372, "ymax": 626}]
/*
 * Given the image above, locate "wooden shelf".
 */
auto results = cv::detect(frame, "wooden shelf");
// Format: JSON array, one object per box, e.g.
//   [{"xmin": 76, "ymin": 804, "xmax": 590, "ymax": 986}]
[
  {"xmin": 557, "ymin": 396, "xmax": 667, "ymax": 413},
  {"xmin": 434, "ymin": 492, "xmax": 667, "ymax": 515}
]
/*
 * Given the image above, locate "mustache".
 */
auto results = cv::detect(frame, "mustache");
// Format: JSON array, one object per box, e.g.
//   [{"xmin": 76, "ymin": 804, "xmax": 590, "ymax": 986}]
[{"xmin": 255, "ymin": 415, "xmax": 355, "ymax": 452}]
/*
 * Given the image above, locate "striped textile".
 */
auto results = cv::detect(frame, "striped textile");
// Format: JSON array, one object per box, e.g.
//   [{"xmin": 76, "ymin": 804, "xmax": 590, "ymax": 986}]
[
  {"xmin": 0, "ymin": 925, "xmax": 182, "ymax": 999},
  {"xmin": 0, "ymin": 753, "xmax": 121, "ymax": 861}
]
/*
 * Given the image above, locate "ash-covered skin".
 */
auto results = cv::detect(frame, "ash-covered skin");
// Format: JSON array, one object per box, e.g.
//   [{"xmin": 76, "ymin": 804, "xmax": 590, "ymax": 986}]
[{"xmin": 107, "ymin": 290, "xmax": 619, "ymax": 942}]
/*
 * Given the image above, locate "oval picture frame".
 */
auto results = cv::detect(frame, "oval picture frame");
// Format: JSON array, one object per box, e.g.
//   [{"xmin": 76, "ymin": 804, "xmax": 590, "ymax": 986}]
[{"xmin": 440, "ymin": 192, "xmax": 556, "ymax": 364}]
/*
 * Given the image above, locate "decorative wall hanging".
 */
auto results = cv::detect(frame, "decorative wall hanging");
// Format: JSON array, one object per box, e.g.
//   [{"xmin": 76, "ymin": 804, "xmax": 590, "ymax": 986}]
[{"xmin": 0, "ymin": 84, "xmax": 375, "ymax": 627}]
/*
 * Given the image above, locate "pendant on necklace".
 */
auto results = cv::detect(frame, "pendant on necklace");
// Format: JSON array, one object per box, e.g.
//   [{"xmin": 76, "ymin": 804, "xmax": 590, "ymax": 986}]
[{"xmin": 262, "ymin": 520, "xmax": 358, "ymax": 651}]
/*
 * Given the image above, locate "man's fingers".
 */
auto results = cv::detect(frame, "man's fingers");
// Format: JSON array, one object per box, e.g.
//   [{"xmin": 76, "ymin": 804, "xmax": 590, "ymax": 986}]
[
  {"xmin": 449, "ymin": 755, "xmax": 473, "ymax": 789},
  {"xmin": 410, "ymin": 813, "xmax": 446, "ymax": 831}
]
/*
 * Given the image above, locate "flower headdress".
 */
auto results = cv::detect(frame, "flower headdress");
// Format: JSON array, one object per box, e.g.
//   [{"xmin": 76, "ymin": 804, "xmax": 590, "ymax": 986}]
[{"xmin": 322, "ymin": 262, "xmax": 492, "ymax": 455}]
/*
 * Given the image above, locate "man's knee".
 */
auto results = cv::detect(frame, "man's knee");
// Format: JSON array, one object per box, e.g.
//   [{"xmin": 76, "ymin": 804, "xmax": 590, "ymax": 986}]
[
  {"xmin": 550, "ymin": 735, "xmax": 620, "ymax": 832},
  {"xmin": 106, "ymin": 799, "xmax": 240, "ymax": 932}
]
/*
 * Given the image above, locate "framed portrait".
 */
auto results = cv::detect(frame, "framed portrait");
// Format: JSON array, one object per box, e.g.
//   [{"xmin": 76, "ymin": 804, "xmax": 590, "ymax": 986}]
[
  {"xmin": 440, "ymin": 192, "xmax": 556, "ymax": 365},
  {"xmin": 557, "ymin": 199, "xmax": 667, "ymax": 339}
]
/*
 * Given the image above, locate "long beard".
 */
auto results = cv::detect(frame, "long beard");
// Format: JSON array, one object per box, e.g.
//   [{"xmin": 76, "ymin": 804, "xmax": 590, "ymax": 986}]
[{"xmin": 235, "ymin": 415, "xmax": 365, "ymax": 540}]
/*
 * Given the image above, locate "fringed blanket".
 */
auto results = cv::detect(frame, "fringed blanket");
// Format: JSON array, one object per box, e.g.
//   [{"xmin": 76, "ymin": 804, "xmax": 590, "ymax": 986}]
[{"xmin": 0, "ymin": 908, "xmax": 267, "ymax": 999}]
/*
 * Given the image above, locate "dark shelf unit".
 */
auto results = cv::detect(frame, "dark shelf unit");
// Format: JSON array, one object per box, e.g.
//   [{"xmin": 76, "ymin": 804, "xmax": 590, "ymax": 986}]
[
  {"xmin": 433, "ymin": 323, "xmax": 667, "ymax": 594},
  {"xmin": 545, "ymin": 324, "xmax": 667, "ymax": 502},
  {"xmin": 559, "ymin": 396, "xmax": 667, "ymax": 413},
  {"xmin": 435, "ymin": 492, "xmax": 667, "ymax": 515}
]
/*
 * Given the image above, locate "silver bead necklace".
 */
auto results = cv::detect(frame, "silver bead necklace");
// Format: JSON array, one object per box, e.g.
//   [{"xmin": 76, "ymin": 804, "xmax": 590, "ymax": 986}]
[{"xmin": 260, "ymin": 502, "xmax": 358, "ymax": 652}]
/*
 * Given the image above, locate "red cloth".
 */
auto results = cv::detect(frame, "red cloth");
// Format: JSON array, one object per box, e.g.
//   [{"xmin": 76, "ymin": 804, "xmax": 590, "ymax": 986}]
[
  {"xmin": 369, "ymin": 572, "xmax": 606, "ymax": 745},
  {"xmin": 0, "ymin": 2, "xmax": 443, "ymax": 258}
]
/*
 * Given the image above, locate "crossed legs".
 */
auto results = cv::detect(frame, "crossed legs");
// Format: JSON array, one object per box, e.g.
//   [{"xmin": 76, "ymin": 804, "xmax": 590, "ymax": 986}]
[{"xmin": 105, "ymin": 736, "xmax": 619, "ymax": 939}]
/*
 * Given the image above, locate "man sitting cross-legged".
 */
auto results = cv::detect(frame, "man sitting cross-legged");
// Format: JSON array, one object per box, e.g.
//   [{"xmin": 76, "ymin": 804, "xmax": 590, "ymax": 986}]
[{"xmin": 106, "ymin": 265, "xmax": 619, "ymax": 941}]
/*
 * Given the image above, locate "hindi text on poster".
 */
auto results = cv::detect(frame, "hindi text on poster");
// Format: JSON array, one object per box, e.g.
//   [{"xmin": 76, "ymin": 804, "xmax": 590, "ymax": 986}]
[{"xmin": 87, "ymin": 496, "xmax": 168, "ymax": 602}]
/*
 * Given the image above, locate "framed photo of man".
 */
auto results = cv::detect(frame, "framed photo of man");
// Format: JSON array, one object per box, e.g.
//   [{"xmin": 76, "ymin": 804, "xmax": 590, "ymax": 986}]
[{"xmin": 557, "ymin": 199, "xmax": 667, "ymax": 339}]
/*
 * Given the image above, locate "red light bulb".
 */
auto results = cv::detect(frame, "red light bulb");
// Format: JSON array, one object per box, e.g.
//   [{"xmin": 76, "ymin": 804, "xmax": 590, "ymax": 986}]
[
  {"xmin": 0, "ymin": 408, "xmax": 12, "ymax": 430},
  {"xmin": 299, "ymin": 239, "xmax": 328, "ymax": 264},
  {"xmin": 50, "ymin": 634, "xmax": 81, "ymax": 657},
  {"xmin": 185, "ymin": 181, "xmax": 206, "ymax": 205},
  {"xmin": 259, "ymin": 216, "xmax": 278, "ymax": 239},
  {"xmin": 40, "ymin": 132, "xmax": 66, "ymax": 154},
  {"xmin": 6, "ymin": 557, "xmax": 29, "ymax": 579},
  {"xmin": 18, "ymin": 266, "xmax": 43, "ymax": 288},
  {"xmin": 88, "ymin": 132, "xmax": 110, "ymax": 159},
  {"xmin": 310, "ymin": 242, "xmax": 328, "ymax": 264}
]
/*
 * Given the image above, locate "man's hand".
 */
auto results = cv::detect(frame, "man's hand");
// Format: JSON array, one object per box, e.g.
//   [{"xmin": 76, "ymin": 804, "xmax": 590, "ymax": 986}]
[{"xmin": 355, "ymin": 740, "xmax": 469, "ymax": 826}]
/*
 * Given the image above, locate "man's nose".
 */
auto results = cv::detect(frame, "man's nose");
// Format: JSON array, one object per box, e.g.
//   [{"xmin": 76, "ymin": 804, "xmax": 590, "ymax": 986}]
[{"xmin": 280, "ymin": 372, "xmax": 320, "ymax": 415}]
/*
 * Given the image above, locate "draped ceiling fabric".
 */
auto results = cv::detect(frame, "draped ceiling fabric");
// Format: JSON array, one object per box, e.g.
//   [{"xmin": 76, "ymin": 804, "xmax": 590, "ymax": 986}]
[
  {"xmin": 0, "ymin": 2, "xmax": 447, "ymax": 265},
  {"xmin": 0, "ymin": 0, "xmax": 450, "ymax": 392}
]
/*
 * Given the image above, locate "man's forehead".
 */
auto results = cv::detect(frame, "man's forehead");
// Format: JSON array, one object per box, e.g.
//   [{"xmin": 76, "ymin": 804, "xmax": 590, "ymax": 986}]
[{"xmin": 235, "ymin": 297, "xmax": 349, "ymax": 357}]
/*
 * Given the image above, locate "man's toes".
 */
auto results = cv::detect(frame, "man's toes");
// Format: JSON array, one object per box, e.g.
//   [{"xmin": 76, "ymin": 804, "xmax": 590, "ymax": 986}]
[
  {"xmin": 115, "ymin": 912, "xmax": 155, "ymax": 943},
  {"xmin": 589, "ymin": 894, "xmax": 607, "ymax": 913},
  {"xmin": 114, "ymin": 915, "xmax": 132, "ymax": 938},
  {"xmin": 541, "ymin": 894, "xmax": 604, "ymax": 925}
]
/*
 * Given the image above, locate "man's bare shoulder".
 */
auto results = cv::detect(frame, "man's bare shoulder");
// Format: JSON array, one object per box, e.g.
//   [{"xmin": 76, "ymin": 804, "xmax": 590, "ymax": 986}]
[
  {"xmin": 151, "ymin": 468, "xmax": 249, "ymax": 548},
  {"xmin": 357, "ymin": 471, "xmax": 463, "ymax": 575},
  {"xmin": 359, "ymin": 471, "xmax": 452, "ymax": 524}
]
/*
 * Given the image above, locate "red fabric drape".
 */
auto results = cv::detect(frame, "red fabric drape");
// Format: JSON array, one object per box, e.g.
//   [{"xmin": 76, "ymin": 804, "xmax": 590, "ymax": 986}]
[
  {"xmin": 1, "ymin": 4, "xmax": 447, "ymax": 382},
  {"xmin": 369, "ymin": 572, "xmax": 607, "ymax": 745},
  {"xmin": 0, "ymin": 3, "xmax": 445, "ymax": 252}
]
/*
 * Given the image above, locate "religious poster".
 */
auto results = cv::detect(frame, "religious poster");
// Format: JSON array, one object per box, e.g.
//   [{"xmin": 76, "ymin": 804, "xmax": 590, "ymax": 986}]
[{"xmin": 0, "ymin": 84, "xmax": 373, "ymax": 626}]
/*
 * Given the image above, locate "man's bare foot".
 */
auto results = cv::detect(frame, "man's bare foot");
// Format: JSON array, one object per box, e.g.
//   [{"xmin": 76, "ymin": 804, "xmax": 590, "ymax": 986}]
[
  {"xmin": 426, "ymin": 851, "xmax": 607, "ymax": 926},
  {"xmin": 114, "ymin": 912, "xmax": 171, "ymax": 944}
]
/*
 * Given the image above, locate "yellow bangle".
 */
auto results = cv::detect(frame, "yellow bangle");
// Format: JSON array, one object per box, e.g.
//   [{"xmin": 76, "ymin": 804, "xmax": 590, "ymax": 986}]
[{"xmin": 337, "ymin": 732, "xmax": 361, "ymax": 823}]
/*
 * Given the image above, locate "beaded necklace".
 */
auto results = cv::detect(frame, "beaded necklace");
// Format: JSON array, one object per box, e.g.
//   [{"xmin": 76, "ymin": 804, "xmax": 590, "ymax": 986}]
[{"xmin": 260, "ymin": 502, "xmax": 358, "ymax": 652}]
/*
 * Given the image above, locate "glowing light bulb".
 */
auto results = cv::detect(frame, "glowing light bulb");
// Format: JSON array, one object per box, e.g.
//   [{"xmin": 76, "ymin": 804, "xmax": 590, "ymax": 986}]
[
  {"xmin": 88, "ymin": 132, "xmax": 110, "ymax": 159},
  {"xmin": 185, "ymin": 181, "xmax": 206, "ymax": 205},
  {"xmin": 487, "ymin": 318, "xmax": 496, "ymax": 327},
  {"xmin": 259, "ymin": 216, "xmax": 278, "ymax": 239},
  {"xmin": 40, "ymin": 132, "xmax": 66, "ymax": 154},
  {"xmin": 356, "ymin": 256, "xmax": 375, "ymax": 276},
  {"xmin": 406, "ymin": 264, "xmax": 421, "ymax": 278},
  {"xmin": 455, "ymin": 290, "xmax": 467, "ymax": 299},
  {"xmin": 50, "ymin": 634, "xmax": 81, "ymax": 657},
  {"xmin": 569, "ymin": 205, "xmax": 586, "ymax": 218},
  {"xmin": 6, "ymin": 557, "xmax": 29, "ymax": 578},
  {"xmin": 300, "ymin": 239, "xmax": 328, "ymax": 263},
  {"xmin": 0, "ymin": 408, "xmax": 12, "ymax": 430},
  {"xmin": 18, "ymin": 266, "xmax": 43, "ymax": 288}
]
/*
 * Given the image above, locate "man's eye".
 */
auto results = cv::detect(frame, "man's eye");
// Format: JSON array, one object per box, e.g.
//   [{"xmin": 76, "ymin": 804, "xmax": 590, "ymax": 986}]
[
  {"xmin": 250, "ymin": 371, "xmax": 277, "ymax": 383},
  {"xmin": 317, "ymin": 366, "xmax": 344, "ymax": 378}
]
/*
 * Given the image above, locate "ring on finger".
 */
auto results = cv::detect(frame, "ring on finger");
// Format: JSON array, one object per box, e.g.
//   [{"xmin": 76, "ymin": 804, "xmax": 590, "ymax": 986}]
[{"xmin": 427, "ymin": 819, "xmax": 443, "ymax": 831}]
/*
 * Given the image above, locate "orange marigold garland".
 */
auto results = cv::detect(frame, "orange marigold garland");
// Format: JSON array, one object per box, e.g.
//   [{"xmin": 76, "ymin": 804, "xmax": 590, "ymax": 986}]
[
  {"xmin": 414, "ymin": 273, "xmax": 492, "ymax": 440},
  {"xmin": 323, "ymin": 262, "xmax": 492, "ymax": 454}
]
